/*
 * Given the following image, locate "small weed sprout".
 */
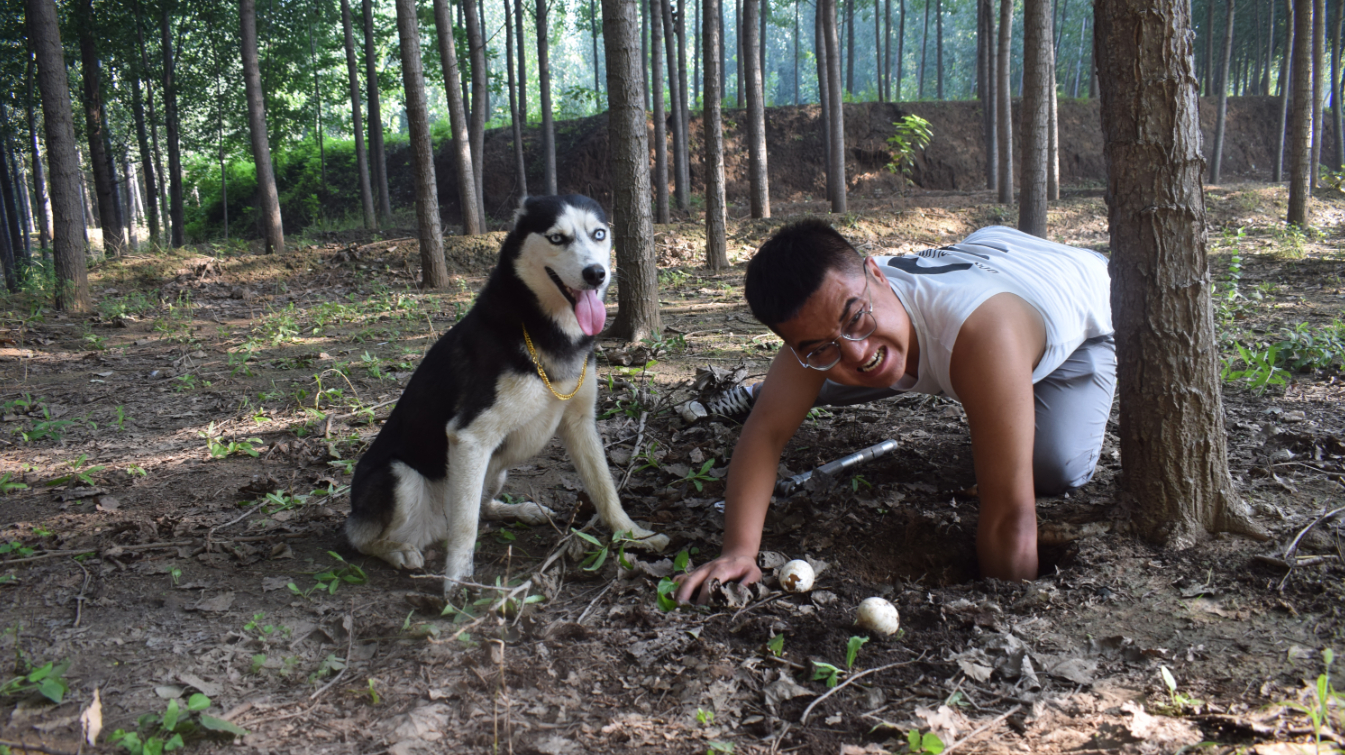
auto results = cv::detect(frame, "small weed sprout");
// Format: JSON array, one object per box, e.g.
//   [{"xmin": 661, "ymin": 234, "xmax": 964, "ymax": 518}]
[
  {"xmin": 766, "ymin": 633, "xmax": 785, "ymax": 657},
  {"xmin": 0, "ymin": 659, "xmax": 70, "ymax": 703},
  {"xmin": 695, "ymin": 707, "xmax": 715, "ymax": 725},
  {"xmin": 907, "ymin": 729, "xmax": 946, "ymax": 754},
  {"xmin": 109, "ymin": 692, "xmax": 248, "ymax": 754},
  {"xmin": 288, "ymin": 552, "xmax": 368, "ymax": 598},
  {"xmin": 677, "ymin": 458, "xmax": 717, "ymax": 492},
  {"xmin": 845, "ymin": 635, "xmax": 869, "ymax": 669},
  {"xmin": 1157, "ymin": 665, "xmax": 1204, "ymax": 713},
  {"xmin": 1282, "ymin": 648, "xmax": 1342, "ymax": 753},
  {"xmin": 0, "ymin": 473, "xmax": 28, "ymax": 495},
  {"xmin": 656, "ymin": 549, "xmax": 695, "ymax": 611}
]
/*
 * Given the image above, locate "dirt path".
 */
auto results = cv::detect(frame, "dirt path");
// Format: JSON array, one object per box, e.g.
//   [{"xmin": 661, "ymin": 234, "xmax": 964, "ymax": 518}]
[{"xmin": 0, "ymin": 185, "xmax": 1342, "ymax": 755}]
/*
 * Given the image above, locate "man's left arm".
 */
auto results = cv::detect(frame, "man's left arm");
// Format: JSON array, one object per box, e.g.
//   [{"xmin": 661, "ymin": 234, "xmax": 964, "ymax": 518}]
[{"xmin": 949, "ymin": 293, "xmax": 1046, "ymax": 581}]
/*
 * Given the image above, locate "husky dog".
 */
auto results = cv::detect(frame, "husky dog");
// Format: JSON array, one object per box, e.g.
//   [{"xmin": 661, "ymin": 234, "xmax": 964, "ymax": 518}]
[{"xmin": 346, "ymin": 195, "xmax": 668, "ymax": 593}]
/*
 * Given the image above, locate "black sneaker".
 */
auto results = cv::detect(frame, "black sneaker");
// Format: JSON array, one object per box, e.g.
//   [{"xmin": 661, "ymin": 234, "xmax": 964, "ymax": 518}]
[{"xmin": 704, "ymin": 384, "xmax": 756, "ymax": 422}]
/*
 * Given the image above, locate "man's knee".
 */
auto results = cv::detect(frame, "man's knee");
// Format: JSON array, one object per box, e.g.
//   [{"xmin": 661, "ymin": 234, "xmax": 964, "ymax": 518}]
[{"xmin": 1033, "ymin": 447, "xmax": 1099, "ymax": 495}]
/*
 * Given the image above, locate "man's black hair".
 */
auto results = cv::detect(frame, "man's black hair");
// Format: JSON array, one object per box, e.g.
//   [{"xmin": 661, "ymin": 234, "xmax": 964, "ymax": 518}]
[{"xmin": 745, "ymin": 218, "xmax": 865, "ymax": 329}]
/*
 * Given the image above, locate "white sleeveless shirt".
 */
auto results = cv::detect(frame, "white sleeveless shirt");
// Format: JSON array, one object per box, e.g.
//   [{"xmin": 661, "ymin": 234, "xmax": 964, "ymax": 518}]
[{"xmin": 874, "ymin": 225, "xmax": 1112, "ymax": 401}]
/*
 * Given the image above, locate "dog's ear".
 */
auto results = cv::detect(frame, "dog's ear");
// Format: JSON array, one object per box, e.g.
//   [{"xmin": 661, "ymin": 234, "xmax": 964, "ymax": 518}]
[{"xmin": 511, "ymin": 196, "xmax": 532, "ymax": 232}]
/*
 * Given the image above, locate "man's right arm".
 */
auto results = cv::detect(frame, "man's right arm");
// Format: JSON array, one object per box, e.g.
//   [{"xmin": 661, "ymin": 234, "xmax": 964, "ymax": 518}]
[{"xmin": 674, "ymin": 348, "xmax": 826, "ymax": 604}]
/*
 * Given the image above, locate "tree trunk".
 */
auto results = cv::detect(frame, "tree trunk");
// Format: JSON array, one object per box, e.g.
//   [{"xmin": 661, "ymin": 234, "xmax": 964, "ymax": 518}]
[
  {"xmin": 1072, "ymin": 15, "xmax": 1087, "ymax": 96},
  {"xmin": 1047, "ymin": 40, "xmax": 1059, "ymax": 200},
  {"xmin": 131, "ymin": 0, "xmax": 168, "ymax": 238},
  {"xmin": 310, "ymin": 6, "xmax": 326, "ymax": 206},
  {"xmin": 795, "ymin": 0, "xmax": 802, "ymax": 103},
  {"xmin": 1275, "ymin": 1, "xmax": 1294, "ymax": 180},
  {"xmin": 516, "ymin": 0, "xmax": 529, "ymax": 125},
  {"xmin": 653, "ymin": 0, "xmax": 671, "ymax": 223},
  {"xmin": 0, "ymin": 142, "xmax": 24, "ymax": 273},
  {"xmin": 695, "ymin": 0, "xmax": 701, "ymax": 103},
  {"xmin": 1210, "ymin": 0, "xmax": 1236, "ymax": 182},
  {"xmin": 341, "ymin": 0, "xmax": 377, "ymax": 230},
  {"xmin": 464, "ymin": 0, "xmax": 489, "ymax": 226},
  {"xmin": 161, "ymin": 4, "xmax": 184, "ymax": 248},
  {"xmin": 0, "ymin": 158, "xmax": 14, "ymax": 292},
  {"xmin": 433, "ymin": 0, "xmax": 484, "ymax": 235},
  {"xmin": 362, "ymin": 0, "xmax": 392, "ymax": 222},
  {"xmin": 1266, "ymin": 0, "xmax": 1276, "ymax": 93},
  {"xmin": 1019, "ymin": 0, "xmax": 1050, "ymax": 236},
  {"xmin": 1287, "ymin": 0, "xmax": 1314, "ymax": 222},
  {"xmin": 643, "ymin": 0, "xmax": 651, "ymax": 108},
  {"xmin": 883, "ymin": 0, "xmax": 892, "ymax": 100},
  {"xmin": 704, "ymin": 0, "xmax": 730, "ymax": 269},
  {"xmin": 505, "ymin": 0, "xmax": 529, "ymax": 198},
  {"xmin": 845, "ymin": 0, "xmax": 856, "ymax": 94},
  {"xmin": 1095, "ymin": 0, "xmax": 1263, "ymax": 545},
  {"xmin": 824, "ymin": 0, "xmax": 846, "ymax": 212},
  {"xmin": 876, "ymin": 0, "xmax": 884, "ymax": 99},
  {"xmin": 538, "ymin": 0, "xmax": 558, "ymax": 194},
  {"xmin": 395, "ymin": 0, "xmax": 451, "ymax": 288},
  {"xmin": 996, "ymin": 0, "xmax": 1013, "ymax": 203},
  {"xmin": 27, "ymin": 0, "xmax": 90, "ymax": 310},
  {"xmin": 1310, "ymin": 0, "xmax": 1325, "ymax": 188},
  {"xmin": 241, "ymin": 0, "xmax": 286, "ymax": 254},
  {"xmin": 1333, "ymin": 0, "xmax": 1343, "ymax": 169},
  {"xmin": 919, "ymin": 0, "xmax": 930, "ymax": 96},
  {"xmin": 1205, "ymin": 0, "xmax": 1215, "ymax": 92},
  {"xmin": 674, "ymin": 0, "xmax": 691, "ymax": 211},
  {"xmin": 77, "ymin": 0, "xmax": 123, "ymax": 256},
  {"xmin": 980, "ymin": 0, "xmax": 997, "ymax": 189},
  {"xmin": 816, "ymin": 0, "xmax": 833, "ymax": 189},
  {"xmin": 662, "ymin": 0, "xmax": 687, "ymax": 211},
  {"xmin": 602, "ymin": 0, "xmax": 661, "ymax": 341},
  {"xmin": 24, "ymin": 52, "xmax": 52, "ymax": 253},
  {"xmin": 897, "ymin": 0, "xmax": 906, "ymax": 98},
  {"xmin": 126, "ymin": 3, "xmax": 161, "ymax": 246},
  {"xmin": 936, "ymin": 0, "xmax": 944, "ymax": 98},
  {"xmin": 738, "ymin": 0, "xmax": 746, "ymax": 109},
  {"xmin": 744, "ymin": 0, "xmax": 770, "ymax": 217}
]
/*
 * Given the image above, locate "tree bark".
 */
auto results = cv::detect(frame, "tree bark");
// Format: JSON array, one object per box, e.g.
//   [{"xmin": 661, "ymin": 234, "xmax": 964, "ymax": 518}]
[
  {"xmin": 663, "ymin": 0, "xmax": 689, "ymax": 211},
  {"xmin": 936, "ymin": 0, "xmax": 944, "ymax": 98},
  {"xmin": 0, "ymin": 140, "xmax": 24, "ymax": 274},
  {"xmin": 979, "ymin": 0, "xmax": 997, "ymax": 188},
  {"xmin": 897, "ymin": 0, "xmax": 905, "ymax": 98},
  {"xmin": 27, "ymin": 0, "xmax": 90, "ymax": 310},
  {"xmin": 161, "ymin": 3, "xmax": 184, "ymax": 248},
  {"xmin": 1205, "ymin": 0, "xmax": 1215, "ymax": 92},
  {"xmin": 362, "ymin": 0, "xmax": 392, "ymax": 222},
  {"xmin": 845, "ymin": 0, "xmax": 855, "ymax": 94},
  {"xmin": 341, "ymin": 0, "xmax": 377, "ymax": 230},
  {"xmin": 1275, "ymin": 0, "xmax": 1294, "ymax": 180},
  {"xmin": 432, "ymin": 0, "xmax": 484, "ymax": 235},
  {"xmin": 537, "ymin": 0, "xmax": 559, "ymax": 194},
  {"xmin": 0, "ymin": 155, "xmax": 14, "ymax": 292},
  {"xmin": 1210, "ymin": 0, "xmax": 1236, "ymax": 182},
  {"xmin": 603, "ymin": 0, "xmax": 662, "ymax": 341},
  {"xmin": 24, "ymin": 52, "xmax": 51, "ymax": 254},
  {"xmin": 1019, "ymin": 0, "xmax": 1050, "ymax": 236},
  {"xmin": 1095, "ymin": 0, "xmax": 1263, "ymax": 545},
  {"xmin": 505, "ymin": 0, "xmax": 529, "ymax": 199},
  {"xmin": 1288, "ymin": 0, "xmax": 1313, "ymax": 222},
  {"xmin": 704, "ymin": 0, "xmax": 730, "ymax": 269},
  {"xmin": 127, "ymin": 3, "xmax": 161, "ymax": 246},
  {"xmin": 676, "ymin": 0, "xmax": 692, "ymax": 209},
  {"xmin": 824, "ymin": 0, "xmax": 846, "ymax": 212},
  {"xmin": 516, "ymin": 0, "xmax": 529, "ymax": 125},
  {"xmin": 464, "ymin": 0, "xmax": 489, "ymax": 226},
  {"xmin": 996, "ymin": 0, "xmax": 1013, "ymax": 203},
  {"xmin": 919, "ymin": 0, "xmax": 930, "ymax": 96},
  {"xmin": 1047, "ymin": 40, "xmax": 1059, "ymax": 200},
  {"xmin": 395, "ymin": 0, "xmax": 451, "ymax": 288},
  {"xmin": 1309, "ymin": 0, "xmax": 1325, "ymax": 188},
  {"xmin": 241, "ymin": 0, "xmax": 285, "ymax": 254},
  {"xmin": 653, "ymin": 0, "xmax": 671, "ymax": 223},
  {"xmin": 77, "ymin": 0, "xmax": 123, "ymax": 256},
  {"xmin": 1333, "ymin": 0, "xmax": 1343, "ymax": 169},
  {"xmin": 816, "ymin": 0, "xmax": 832, "ymax": 189},
  {"xmin": 1266, "ymin": 0, "xmax": 1277, "ymax": 93},
  {"xmin": 744, "ymin": 0, "xmax": 770, "ymax": 217}
]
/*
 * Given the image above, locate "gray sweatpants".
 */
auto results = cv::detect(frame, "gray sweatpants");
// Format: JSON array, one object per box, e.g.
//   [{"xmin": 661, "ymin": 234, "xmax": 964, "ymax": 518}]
[{"xmin": 814, "ymin": 335, "xmax": 1117, "ymax": 495}]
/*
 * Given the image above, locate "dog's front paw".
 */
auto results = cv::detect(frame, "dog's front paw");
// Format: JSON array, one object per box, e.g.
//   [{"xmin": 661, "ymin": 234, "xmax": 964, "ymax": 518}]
[
  {"xmin": 365, "ymin": 539, "xmax": 425, "ymax": 570},
  {"xmin": 483, "ymin": 498, "xmax": 556, "ymax": 526},
  {"xmin": 625, "ymin": 528, "xmax": 670, "ymax": 553}
]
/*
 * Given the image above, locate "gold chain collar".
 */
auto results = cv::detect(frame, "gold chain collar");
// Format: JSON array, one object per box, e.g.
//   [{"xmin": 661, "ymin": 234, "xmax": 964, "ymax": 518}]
[{"xmin": 521, "ymin": 324, "xmax": 587, "ymax": 401}]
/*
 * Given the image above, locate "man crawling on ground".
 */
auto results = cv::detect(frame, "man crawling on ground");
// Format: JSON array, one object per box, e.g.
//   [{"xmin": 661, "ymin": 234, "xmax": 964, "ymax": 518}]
[{"xmin": 676, "ymin": 220, "xmax": 1115, "ymax": 603}]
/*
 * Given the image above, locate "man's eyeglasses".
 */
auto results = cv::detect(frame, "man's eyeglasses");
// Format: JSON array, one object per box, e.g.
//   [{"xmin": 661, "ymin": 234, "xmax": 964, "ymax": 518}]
[{"xmin": 790, "ymin": 274, "xmax": 878, "ymax": 371}]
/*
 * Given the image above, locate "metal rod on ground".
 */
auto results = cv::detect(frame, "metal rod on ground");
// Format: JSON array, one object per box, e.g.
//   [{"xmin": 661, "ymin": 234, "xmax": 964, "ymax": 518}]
[{"xmin": 774, "ymin": 438, "xmax": 900, "ymax": 496}]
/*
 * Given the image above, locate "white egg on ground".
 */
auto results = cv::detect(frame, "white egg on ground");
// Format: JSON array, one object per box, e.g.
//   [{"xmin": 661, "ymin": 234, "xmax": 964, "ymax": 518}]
[
  {"xmin": 778, "ymin": 559, "xmax": 816, "ymax": 593},
  {"xmin": 855, "ymin": 597, "xmax": 901, "ymax": 635}
]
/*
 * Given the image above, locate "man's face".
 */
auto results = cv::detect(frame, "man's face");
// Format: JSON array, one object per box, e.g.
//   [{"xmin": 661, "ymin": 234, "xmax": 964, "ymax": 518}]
[{"xmin": 774, "ymin": 258, "xmax": 916, "ymax": 389}]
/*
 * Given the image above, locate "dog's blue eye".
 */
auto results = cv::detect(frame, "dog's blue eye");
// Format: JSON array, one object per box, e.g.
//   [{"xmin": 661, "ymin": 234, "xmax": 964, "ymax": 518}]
[
  {"xmin": 547, "ymin": 234, "xmax": 565, "ymax": 245},
  {"xmin": 592, "ymin": 228, "xmax": 607, "ymax": 241}
]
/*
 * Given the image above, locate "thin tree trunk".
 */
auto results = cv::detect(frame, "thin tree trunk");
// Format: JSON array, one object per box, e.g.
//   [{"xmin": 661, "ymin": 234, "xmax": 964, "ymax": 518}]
[
  {"xmin": 897, "ymin": 0, "xmax": 906, "ymax": 98},
  {"xmin": 14, "ymin": 144, "xmax": 36, "ymax": 259},
  {"xmin": 464, "ymin": 0, "xmax": 489, "ymax": 226},
  {"xmin": 310, "ymin": 4, "xmax": 326, "ymax": 207},
  {"xmin": 795, "ymin": 0, "xmax": 802, "ymax": 104},
  {"xmin": 845, "ymin": 0, "xmax": 855, "ymax": 94},
  {"xmin": 694, "ymin": 0, "xmax": 701, "ymax": 105},
  {"xmin": 516, "ymin": 0, "xmax": 529, "ymax": 125},
  {"xmin": 936, "ymin": 0, "xmax": 944, "ymax": 98},
  {"xmin": 980, "ymin": 0, "xmax": 997, "ymax": 188},
  {"xmin": 1288, "ymin": 0, "xmax": 1314, "ymax": 222},
  {"xmin": 738, "ymin": 0, "xmax": 746, "ymax": 109},
  {"xmin": 538, "ymin": 0, "xmax": 558, "ymax": 194},
  {"xmin": 1096, "ymin": 0, "xmax": 1262, "ymax": 544},
  {"xmin": 1310, "ymin": 0, "xmax": 1325, "ymax": 187},
  {"xmin": 77, "ymin": 0, "xmax": 123, "ymax": 256},
  {"xmin": 824, "ymin": 0, "xmax": 846, "ymax": 211},
  {"xmin": 241, "ymin": 0, "xmax": 286, "ymax": 254},
  {"xmin": 363, "ymin": 0, "xmax": 392, "ymax": 222},
  {"xmin": 1275, "ymin": 1, "xmax": 1294, "ymax": 180},
  {"xmin": 129, "ymin": 75, "xmax": 159, "ymax": 245},
  {"xmin": 1072, "ymin": 15, "xmax": 1087, "ymax": 96},
  {"xmin": 704, "ymin": 0, "xmax": 730, "ymax": 269},
  {"xmin": 919, "ymin": 0, "xmax": 930, "ymax": 97},
  {"xmin": 603, "ymin": 0, "xmax": 661, "ymax": 341},
  {"xmin": 1054, "ymin": 0, "xmax": 1069, "ymax": 55},
  {"xmin": 0, "ymin": 137, "xmax": 25, "ymax": 268},
  {"xmin": 1206, "ymin": 0, "xmax": 1215, "ymax": 92},
  {"xmin": 673, "ymin": 0, "xmax": 691, "ymax": 210},
  {"xmin": 342, "ymin": 0, "xmax": 377, "ymax": 230},
  {"xmin": 1210, "ymin": 0, "xmax": 1236, "ymax": 182},
  {"xmin": 1048, "ymin": 39, "xmax": 1059, "ymax": 200},
  {"xmin": 997, "ymin": 0, "xmax": 1014, "ymax": 203},
  {"xmin": 817, "ymin": 0, "xmax": 833, "ymax": 189},
  {"xmin": 161, "ymin": 3, "xmax": 184, "ymax": 247},
  {"xmin": 24, "ymin": 51, "xmax": 52, "ymax": 252},
  {"xmin": 395, "ymin": 0, "xmax": 451, "ymax": 288},
  {"xmin": 433, "ymin": 0, "xmax": 484, "ymax": 235},
  {"xmin": 661, "ymin": 0, "xmax": 685, "ymax": 210},
  {"xmin": 876, "ymin": 0, "xmax": 884, "ymax": 99},
  {"xmin": 1266, "ymin": 0, "xmax": 1277, "ymax": 93},
  {"xmin": 0, "ymin": 154, "xmax": 14, "ymax": 291},
  {"xmin": 1019, "ymin": 0, "xmax": 1050, "ymax": 235},
  {"xmin": 131, "ymin": 0, "xmax": 168, "ymax": 236},
  {"xmin": 643, "ymin": 0, "xmax": 651, "ymax": 108},
  {"xmin": 653, "ymin": 0, "xmax": 670, "ymax": 222},
  {"xmin": 1333, "ymin": 0, "xmax": 1343, "ymax": 168},
  {"xmin": 27, "ymin": 0, "xmax": 89, "ymax": 309},
  {"xmin": 884, "ymin": 0, "xmax": 892, "ymax": 100},
  {"xmin": 505, "ymin": 0, "xmax": 529, "ymax": 198},
  {"xmin": 745, "ymin": 0, "xmax": 770, "ymax": 217}
]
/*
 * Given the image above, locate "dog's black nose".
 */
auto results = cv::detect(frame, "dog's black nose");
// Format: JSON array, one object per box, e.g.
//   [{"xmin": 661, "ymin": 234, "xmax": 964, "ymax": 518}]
[{"xmin": 582, "ymin": 265, "xmax": 606, "ymax": 286}]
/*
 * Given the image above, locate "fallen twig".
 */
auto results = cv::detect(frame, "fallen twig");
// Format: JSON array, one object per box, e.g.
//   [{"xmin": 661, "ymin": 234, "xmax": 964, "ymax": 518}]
[
  {"xmin": 800, "ymin": 655, "xmax": 926, "ymax": 725},
  {"xmin": 71, "ymin": 557, "xmax": 91, "ymax": 628},
  {"xmin": 575, "ymin": 583, "xmax": 613, "ymax": 625},
  {"xmin": 0, "ymin": 738, "xmax": 79, "ymax": 755},
  {"xmin": 618, "ymin": 411, "xmax": 649, "ymax": 492},
  {"xmin": 940, "ymin": 704, "xmax": 1022, "ymax": 755},
  {"xmin": 1273, "ymin": 505, "xmax": 1345, "ymax": 592}
]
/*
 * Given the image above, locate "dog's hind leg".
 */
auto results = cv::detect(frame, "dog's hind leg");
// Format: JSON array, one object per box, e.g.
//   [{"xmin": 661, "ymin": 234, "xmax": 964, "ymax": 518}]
[
  {"xmin": 479, "ymin": 468, "xmax": 556, "ymax": 526},
  {"xmin": 558, "ymin": 404, "xmax": 669, "ymax": 552}
]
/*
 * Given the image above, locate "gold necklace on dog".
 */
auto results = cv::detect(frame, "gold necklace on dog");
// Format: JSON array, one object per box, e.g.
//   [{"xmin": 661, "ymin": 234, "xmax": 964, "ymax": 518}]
[{"xmin": 522, "ymin": 324, "xmax": 587, "ymax": 401}]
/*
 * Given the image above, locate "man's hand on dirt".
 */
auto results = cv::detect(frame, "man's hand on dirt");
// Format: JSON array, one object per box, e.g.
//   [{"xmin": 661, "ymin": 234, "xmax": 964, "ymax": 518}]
[{"xmin": 673, "ymin": 554, "xmax": 762, "ymax": 605}]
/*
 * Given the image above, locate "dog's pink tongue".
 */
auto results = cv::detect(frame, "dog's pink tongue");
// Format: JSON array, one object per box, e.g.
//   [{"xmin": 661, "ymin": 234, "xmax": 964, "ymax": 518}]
[{"xmin": 575, "ymin": 289, "xmax": 606, "ymax": 336}]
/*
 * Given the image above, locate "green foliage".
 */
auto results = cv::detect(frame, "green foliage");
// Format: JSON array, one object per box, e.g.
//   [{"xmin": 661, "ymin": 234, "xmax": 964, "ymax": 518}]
[
  {"xmin": 766, "ymin": 633, "xmax": 785, "ymax": 657},
  {"xmin": 1281, "ymin": 648, "xmax": 1343, "ymax": 753},
  {"xmin": 845, "ymin": 635, "xmax": 869, "ymax": 669},
  {"xmin": 571, "ymin": 529, "xmax": 637, "ymax": 572},
  {"xmin": 198, "ymin": 423, "xmax": 265, "ymax": 458},
  {"xmin": 676, "ymin": 458, "xmax": 718, "ymax": 492},
  {"xmin": 811, "ymin": 660, "xmax": 843, "ymax": 688},
  {"xmin": 886, "ymin": 115, "xmax": 934, "ymax": 177},
  {"xmin": 0, "ymin": 660, "xmax": 70, "ymax": 704},
  {"xmin": 1156, "ymin": 665, "xmax": 1204, "ymax": 714},
  {"xmin": 907, "ymin": 729, "xmax": 946, "ymax": 754},
  {"xmin": 45, "ymin": 455, "xmax": 106, "ymax": 487},
  {"xmin": 1221, "ymin": 343, "xmax": 1289, "ymax": 392},
  {"xmin": 287, "ymin": 552, "xmax": 368, "ymax": 598},
  {"xmin": 0, "ymin": 473, "xmax": 28, "ymax": 495},
  {"xmin": 109, "ymin": 693, "xmax": 246, "ymax": 754}
]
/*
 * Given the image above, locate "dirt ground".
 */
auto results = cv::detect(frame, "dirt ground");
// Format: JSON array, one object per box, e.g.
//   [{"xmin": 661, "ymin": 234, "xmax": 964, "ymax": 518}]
[{"xmin": 1, "ymin": 184, "xmax": 1344, "ymax": 755}]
